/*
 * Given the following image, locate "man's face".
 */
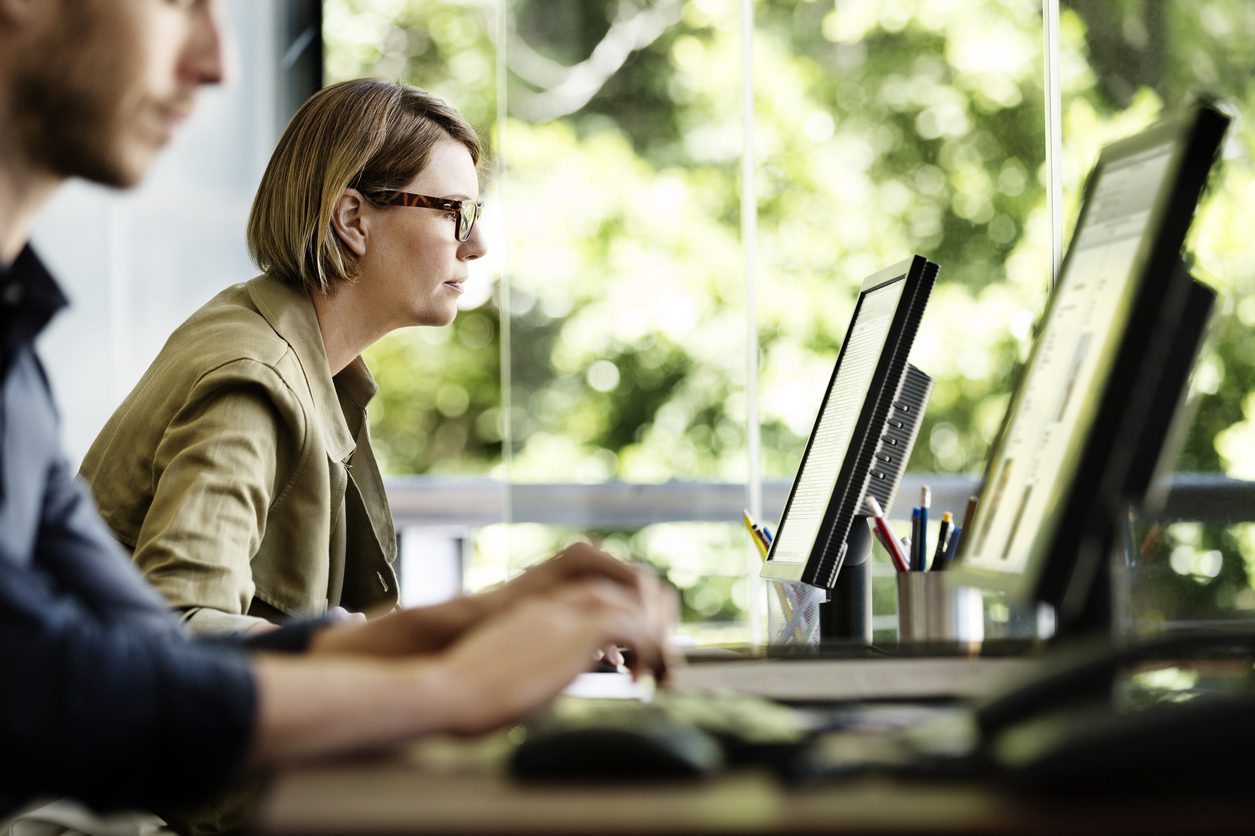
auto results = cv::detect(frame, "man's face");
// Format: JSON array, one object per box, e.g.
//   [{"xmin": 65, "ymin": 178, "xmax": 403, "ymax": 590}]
[{"xmin": 12, "ymin": 0, "xmax": 227, "ymax": 188}]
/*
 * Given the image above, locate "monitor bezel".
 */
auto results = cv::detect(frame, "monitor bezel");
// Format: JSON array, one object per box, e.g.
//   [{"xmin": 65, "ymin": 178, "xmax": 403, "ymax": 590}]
[{"xmin": 951, "ymin": 102, "xmax": 1229, "ymax": 619}]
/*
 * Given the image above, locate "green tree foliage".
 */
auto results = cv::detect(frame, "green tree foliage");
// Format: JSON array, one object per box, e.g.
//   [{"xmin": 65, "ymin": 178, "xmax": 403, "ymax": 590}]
[{"xmin": 325, "ymin": 0, "xmax": 1255, "ymax": 634}]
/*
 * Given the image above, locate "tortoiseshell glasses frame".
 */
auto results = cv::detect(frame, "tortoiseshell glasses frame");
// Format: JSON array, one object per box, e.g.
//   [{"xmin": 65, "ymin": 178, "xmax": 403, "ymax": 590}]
[{"xmin": 364, "ymin": 190, "xmax": 482, "ymax": 242}]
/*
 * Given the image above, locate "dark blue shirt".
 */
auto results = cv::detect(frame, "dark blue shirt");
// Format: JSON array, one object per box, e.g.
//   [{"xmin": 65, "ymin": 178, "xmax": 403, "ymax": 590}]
[{"xmin": 0, "ymin": 247, "xmax": 314, "ymax": 815}]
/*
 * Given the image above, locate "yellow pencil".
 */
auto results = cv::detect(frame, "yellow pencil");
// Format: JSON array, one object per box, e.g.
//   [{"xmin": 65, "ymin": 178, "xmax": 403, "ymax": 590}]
[
  {"xmin": 742, "ymin": 509, "xmax": 769, "ymax": 560},
  {"xmin": 743, "ymin": 510, "xmax": 799, "ymax": 639}
]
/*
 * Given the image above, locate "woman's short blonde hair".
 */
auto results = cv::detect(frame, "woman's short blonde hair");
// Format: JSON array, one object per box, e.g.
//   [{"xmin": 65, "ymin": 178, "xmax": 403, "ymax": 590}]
[{"xmin": 247, "ymin": 78, "xmax": 482, "ymax": 294}]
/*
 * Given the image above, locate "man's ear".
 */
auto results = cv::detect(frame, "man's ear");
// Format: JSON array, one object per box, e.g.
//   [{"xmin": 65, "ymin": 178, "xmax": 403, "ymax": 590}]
[{"xmin": 330, "ymin": 189, "xmax": 368, "ymax": 258}]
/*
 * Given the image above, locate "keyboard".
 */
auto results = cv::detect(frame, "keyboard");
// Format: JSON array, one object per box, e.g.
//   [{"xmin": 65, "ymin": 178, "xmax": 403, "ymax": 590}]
[{"xmin": 511, "ymin": 686, "xmax": 825, "ymax": 781}]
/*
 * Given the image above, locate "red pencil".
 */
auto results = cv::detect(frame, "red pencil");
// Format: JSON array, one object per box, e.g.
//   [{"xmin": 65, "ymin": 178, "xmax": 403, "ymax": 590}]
[{"xmin": 864, "ymin": 496, "xmax": 910, "ymax": 573}]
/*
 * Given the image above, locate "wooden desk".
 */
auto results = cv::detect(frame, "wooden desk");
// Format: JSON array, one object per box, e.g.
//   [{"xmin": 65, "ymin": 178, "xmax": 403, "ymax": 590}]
[
  {"xmin": 253, "ymin": 647, "xmax": 1255, "ymax": 835},
  {"xmin": 251, "ymin": 738, "xmax": 1253, "ymax": 835}
]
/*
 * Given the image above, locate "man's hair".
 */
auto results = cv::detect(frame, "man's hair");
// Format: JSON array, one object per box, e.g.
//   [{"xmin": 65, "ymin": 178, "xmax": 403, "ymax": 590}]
[{"xmin": 247, "ymin": 78, "xmax": 482, "ymax": 294}]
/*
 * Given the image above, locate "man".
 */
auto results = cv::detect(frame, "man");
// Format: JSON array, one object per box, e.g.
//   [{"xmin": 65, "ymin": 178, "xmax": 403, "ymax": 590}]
[{"xmin": 0, "ymin": 0, "xmax": 672, "ymax": 820}]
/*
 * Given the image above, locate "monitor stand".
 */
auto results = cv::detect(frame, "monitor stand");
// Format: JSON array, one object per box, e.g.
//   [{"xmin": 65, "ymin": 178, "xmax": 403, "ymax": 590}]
[
  {"xmin": 819, "ymin": 518, "xmax": 873, "ymax": 644},
  {"xmin": 1053, "ymin": 513, "xmax": 1116, "ymax": 641}
]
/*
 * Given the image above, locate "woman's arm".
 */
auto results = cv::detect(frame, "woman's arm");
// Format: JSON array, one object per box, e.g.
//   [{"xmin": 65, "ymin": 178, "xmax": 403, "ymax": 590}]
[
  {"xmin": 249, "ymin": 576, "xmax": 675, "ymax": 762},
  {"xmin": 306, "ymin": 543, "xmax": 669, "ymax": 659},
  {"xmin": 131, "ymin": 367, "xmax": 294, "ymax": 635}
]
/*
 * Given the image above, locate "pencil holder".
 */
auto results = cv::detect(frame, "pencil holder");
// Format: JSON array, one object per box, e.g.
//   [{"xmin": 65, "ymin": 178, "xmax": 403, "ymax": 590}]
[
  {"xmin": 895, "ymin": 573, "xmax": 983, "ymax": 645},
  {"xmin": 766, "ymin": 579, "xmax": 825, "ymax": 647}
]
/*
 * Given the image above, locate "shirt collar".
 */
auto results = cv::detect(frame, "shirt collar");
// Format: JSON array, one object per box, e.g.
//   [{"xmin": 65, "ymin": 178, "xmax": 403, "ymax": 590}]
[
  {"xmin": 1, "ymin": 245, "xmax": 69, "ymax": 369},
  {"xmin": 246, "ymin": 274, "xmax": 376, "ymax": 462}
]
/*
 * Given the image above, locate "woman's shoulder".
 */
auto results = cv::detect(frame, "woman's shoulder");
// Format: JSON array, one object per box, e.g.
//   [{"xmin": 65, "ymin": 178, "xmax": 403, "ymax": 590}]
[
  {"xmin": 165, "ymin": 278, "xmax": 300, "ymax": 372},
  {"xmin": 132, "ymin": 275, "xmax": 324, "ymax": 411}
]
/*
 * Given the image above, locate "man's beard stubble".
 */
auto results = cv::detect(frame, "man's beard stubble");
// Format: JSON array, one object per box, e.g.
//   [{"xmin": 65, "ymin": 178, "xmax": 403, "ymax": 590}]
[{"xmin": 12, "ymin": 24, "xmax": 142, "ymax": 190}]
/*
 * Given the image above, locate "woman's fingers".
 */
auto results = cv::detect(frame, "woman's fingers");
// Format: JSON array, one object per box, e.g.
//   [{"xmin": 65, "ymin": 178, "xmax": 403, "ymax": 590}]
[
  {"xmin": 439, "ymin": 578, "xmax": 674, "ymax": 734},
  {"xmin": 326, "ymin": 606, "xmax": 367, "ymax": 624}
]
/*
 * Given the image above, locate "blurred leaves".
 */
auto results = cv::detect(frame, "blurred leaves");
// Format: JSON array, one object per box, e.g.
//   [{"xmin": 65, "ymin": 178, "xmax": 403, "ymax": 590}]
[{"xmin": 327, "ymin": 0, "xmax": 1255, "ymax": 633}]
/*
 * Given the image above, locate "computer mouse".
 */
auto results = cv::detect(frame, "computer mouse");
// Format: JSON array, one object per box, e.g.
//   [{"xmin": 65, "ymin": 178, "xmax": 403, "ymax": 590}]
[{"xmin": 510, "ymin": 719, "xmax": 725, "ymax": 782}]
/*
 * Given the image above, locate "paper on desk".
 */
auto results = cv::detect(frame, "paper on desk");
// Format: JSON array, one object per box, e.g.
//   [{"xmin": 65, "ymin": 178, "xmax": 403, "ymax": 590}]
[
  {"xmin": 563, "ymin": 671, "xmax": 655, "ymax": 701},
  {"xmin": 670, "ymin": 657, "xmax": 1034, "ymax": 702}
]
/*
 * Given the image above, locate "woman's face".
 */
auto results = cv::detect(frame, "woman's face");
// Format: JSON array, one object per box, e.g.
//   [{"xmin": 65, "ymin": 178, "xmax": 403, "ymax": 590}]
[{"xmin": 360, "ymin": 138, "xmax": 485, "ymax": 328}]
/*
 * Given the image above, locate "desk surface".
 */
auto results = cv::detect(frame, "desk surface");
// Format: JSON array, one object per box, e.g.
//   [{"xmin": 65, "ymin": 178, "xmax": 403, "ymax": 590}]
[
  {"xmin": 252, "ymin": 650, "xmax": 1255, "ymax": 835},
  {"xmin": 252, "ymin": 750, "xmax": 1253, "ymax": 836}
]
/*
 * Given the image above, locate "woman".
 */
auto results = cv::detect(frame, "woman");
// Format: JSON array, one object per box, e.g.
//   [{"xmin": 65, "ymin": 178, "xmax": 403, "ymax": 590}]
[{"xmin": 81, "ymin": 78, "xmax": 493, "ymax": 634}]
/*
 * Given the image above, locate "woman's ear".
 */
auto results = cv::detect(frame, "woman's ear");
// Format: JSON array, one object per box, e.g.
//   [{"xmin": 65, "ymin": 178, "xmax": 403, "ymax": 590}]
[{"xmin": 330, "ymin": 189, "xmax": 369, "ymax": 258}]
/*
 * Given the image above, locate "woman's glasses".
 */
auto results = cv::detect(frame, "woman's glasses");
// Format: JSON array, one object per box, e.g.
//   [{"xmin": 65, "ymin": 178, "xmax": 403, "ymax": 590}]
[{"xmin": 364, "ymin": 190, "xmax": 482, "ymax": 242}]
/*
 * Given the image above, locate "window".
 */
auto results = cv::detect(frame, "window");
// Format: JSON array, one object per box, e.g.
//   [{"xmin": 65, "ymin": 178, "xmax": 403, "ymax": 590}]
[{"xmin": 325, "ymin": 0, "xmax": 1255, "ymax": 641}]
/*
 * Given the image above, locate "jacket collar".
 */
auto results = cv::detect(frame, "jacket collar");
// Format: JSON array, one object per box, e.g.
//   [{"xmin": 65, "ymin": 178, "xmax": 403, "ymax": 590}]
[{"xmin": 246, "ymin": 274, "xmax": 375, "ymax": 463}]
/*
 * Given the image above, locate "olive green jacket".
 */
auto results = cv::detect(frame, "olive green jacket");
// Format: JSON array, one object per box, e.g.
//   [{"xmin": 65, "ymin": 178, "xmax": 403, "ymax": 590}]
[{"xmin": 81, "ymin": 274, "xmax": 399, "ymax": 635}]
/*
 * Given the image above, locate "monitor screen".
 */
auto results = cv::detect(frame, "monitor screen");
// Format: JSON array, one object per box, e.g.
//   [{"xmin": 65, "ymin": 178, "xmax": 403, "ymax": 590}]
[
  {"xmin": 954, "ymin": 102, "xmax": 1229, "ymax": 622},
  {"xmin": 762, "ymin": 256, "xmax": 935, "ymax": 588}
]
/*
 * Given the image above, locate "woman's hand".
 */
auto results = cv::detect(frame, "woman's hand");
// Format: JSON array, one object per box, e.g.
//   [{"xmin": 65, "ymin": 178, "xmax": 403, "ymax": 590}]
[
  {"xmin": 488, "ymin": 543, "xmax": 657, "ymax": 610},
  {"xmin": 326, "ymin": 606, "xmax": 367, "ymax": 625},
  {"xmin": 309, "ymin": 542, "xmax": 671, "ymax": 661},
  {"xmin": 436, "ymin": 577, "xmax": 677, "ymax": 736}
]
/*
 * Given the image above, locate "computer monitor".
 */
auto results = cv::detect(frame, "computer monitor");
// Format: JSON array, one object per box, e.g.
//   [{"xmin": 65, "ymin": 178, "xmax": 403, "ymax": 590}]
[
  {"xmin": 761, "ymin": 255, "xmax": 935, "ymax": 590},
  {"xmin": 953, "ymin": 101, "xmax": 1229, "ymax": 633}
]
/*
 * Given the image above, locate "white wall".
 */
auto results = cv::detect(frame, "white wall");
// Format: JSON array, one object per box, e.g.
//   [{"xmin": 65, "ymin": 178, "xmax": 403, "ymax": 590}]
[{"xmin": 34, "ymin": 0, "xmax": 285, "ymax": 465}]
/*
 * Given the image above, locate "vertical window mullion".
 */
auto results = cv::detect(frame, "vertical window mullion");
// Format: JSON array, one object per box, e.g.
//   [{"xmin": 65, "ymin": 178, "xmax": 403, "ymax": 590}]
[
  {"xmin": 741, "ymin": 0, "xmax": 765, "ymax": 645},
  {"xmin": 1043, "ymin": 0, "xmax": 1064, "ymax": 286},
  {"xmin": 497, "ymin": 0, "xmax": 516, "ymax": 576}
]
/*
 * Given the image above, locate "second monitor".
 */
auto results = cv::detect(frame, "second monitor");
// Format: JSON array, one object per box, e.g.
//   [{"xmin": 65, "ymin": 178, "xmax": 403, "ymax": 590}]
[{"xmin": 953, "ymin": 100, "xmax": 1230, "ymax": 636}]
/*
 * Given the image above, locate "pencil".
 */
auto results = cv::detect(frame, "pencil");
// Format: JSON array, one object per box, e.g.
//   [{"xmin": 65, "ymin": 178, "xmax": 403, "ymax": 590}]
[
  {"xmin": 864, "ymin": 495, "xmax": 910, "ymax": 573},
  {"xmin": 960, "ymin": 495, "xmax": 978, "ymax": 534},
  {"xmin": 742, "ymin": 509, "xmax": 768, "ymax": 560},
  {"xmin": 918, "ymin": 486, "xmax": 930, "ymax": 572}
]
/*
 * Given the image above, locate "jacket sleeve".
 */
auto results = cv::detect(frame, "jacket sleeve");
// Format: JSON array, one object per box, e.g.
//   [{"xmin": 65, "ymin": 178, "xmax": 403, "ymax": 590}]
[
  {"xmin": 0, "ymin": 451, "xmax": 257, "ymax": 816},
  {"xmin": 132, "ymin": 358, "xmax": 305, "ymax": 636}
]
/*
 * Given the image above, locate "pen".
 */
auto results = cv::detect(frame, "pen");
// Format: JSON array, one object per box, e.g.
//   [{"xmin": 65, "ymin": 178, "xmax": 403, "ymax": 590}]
[
  {"xmin": 742, "ymin": 509, "xmax": 768, "ymax": 560},
  {"xmin": 910, "ymin": 508, "xmax": 921, "ymax": 572},
  {"xmin": 864, "ymin": 496, "xmax": 909, "ymax": 573},
  {"xmin": 932, "ymin": 511, "xmax": 953, "ymax": 571},
  {"xmin": 944, "ymin": 525, "xmax": 962, "ymax": 565},
  {"xmin": 918, "ymin": 486, "xmax": 930, "ymax": 572}
]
